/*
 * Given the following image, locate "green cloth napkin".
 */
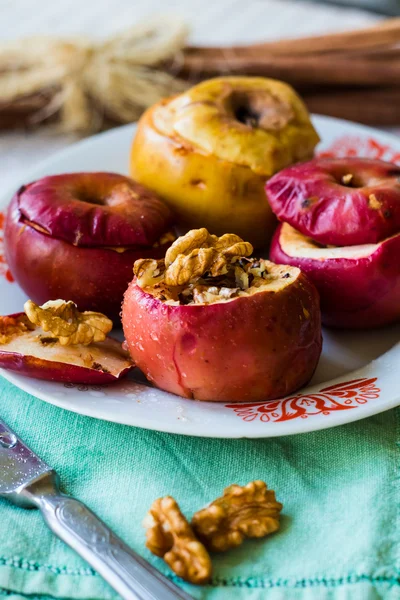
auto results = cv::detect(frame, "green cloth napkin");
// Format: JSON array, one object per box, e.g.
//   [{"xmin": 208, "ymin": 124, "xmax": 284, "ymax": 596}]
[{"xmin": 0, "ymin": 376, "xmax": 399, "ymax": 600}]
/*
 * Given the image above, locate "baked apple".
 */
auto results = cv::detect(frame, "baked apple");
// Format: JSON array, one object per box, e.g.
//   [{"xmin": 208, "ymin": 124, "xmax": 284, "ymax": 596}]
[
  {"xmin": 122, "ymin": 228, "xmax": 322, "ymax": 402},
  {"xmin": 266, "ymin": 157, "xmax": 400, "ymax": 246},
  {"xmin": 0, "ymin": 300, "xmax": 133, "ymax": 383},
  {"xmin": 270, "ymin": 223, "xmax": 400, "ymax": 329},
  {"xmin": 4, "ymin": 173, "xmax": 174, "ymax": 321},
  {"xmin": 130, "ymin": 77, "xmax": 319, "ymax": 248}
]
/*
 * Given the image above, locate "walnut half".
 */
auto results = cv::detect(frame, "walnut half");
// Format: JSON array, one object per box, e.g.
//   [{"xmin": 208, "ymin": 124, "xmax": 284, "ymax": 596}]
[
  {"xmin": 24, "ymin": 299, "xmax": 113, "ymax": 346},
  {"xmin": 192, "ymin": 481, "xmax": 282, "ymax": 552},
  {"xmin": 144, "ymin": 496, "xmax": 212, "ymax": 585}
]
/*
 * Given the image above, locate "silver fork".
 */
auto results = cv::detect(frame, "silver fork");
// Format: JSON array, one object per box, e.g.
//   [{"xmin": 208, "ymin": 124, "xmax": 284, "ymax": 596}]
[{"xmin": 0, "ymin": 417, "xmax": 193, "ymax": 600}]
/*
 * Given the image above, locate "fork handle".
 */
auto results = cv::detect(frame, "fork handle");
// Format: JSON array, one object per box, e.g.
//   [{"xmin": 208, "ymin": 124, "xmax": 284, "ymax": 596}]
[{"xmin": 21, "ymin": 473, "xmax": 192, "ymax": 600}]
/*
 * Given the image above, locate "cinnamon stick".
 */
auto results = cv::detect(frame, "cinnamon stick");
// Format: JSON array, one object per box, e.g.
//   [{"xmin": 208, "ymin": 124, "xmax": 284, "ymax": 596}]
[
  {"xmin": 179, "ymin": 53, "xmax": 400, "ymax": 87},
  {"xmin": 304, "ymin": 87, "xmax": 400, "ymax": 125},
  {"xmin": 185, "ymin": 18, "xmax": 400, "ymax": 58}
]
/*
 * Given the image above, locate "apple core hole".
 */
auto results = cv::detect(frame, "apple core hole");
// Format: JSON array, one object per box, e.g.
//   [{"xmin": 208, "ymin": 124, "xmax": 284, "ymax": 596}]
[
  {"xmin": 232, "ymin": 95, "xmax": 259, "ymax": 128},
  {"xmin": 228, "ymin": 89, "xmax": 294, "ymax": 131},
  {"xmin": 77, "ymin": 191, "xmax": 105, "ymax": 206}
]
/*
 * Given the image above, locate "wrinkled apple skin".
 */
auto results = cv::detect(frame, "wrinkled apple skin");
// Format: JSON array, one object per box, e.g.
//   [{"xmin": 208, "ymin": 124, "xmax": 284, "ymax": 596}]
[
  {"xmin": 270, "ymin": 224, "xmax": 400, "ymax": 329},
  {"xmin": 130, "ymin": 106, "xmax": 276, "ymax": 248},
  {"xmin": 130, "ymin": 78, "xmax": 319, "ymax": 248},
  {"xmin": 5, "ymin": 194, "xmax": 170, "ymax": 321},
  {"xmin": 18, "ymin": 172, "xmax": 172, "ymax": 247},
  {"xmin": 266, "ymin": 158, "xmax": 400, "ymax": 246},
  {"xmin": 0, "ymin": 351, "xmax": 131, "ymax": 384},
  {"xmin": 122, "ymin": 276, "xmax": 322, "ymax": 402}
]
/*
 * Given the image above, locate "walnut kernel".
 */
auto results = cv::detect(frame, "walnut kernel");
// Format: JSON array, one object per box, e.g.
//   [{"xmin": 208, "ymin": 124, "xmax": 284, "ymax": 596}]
[
  {"xmin": 134, "ymin": 258, "xmax": 165, "ymax": 288},
  {"xmin": 24, "ymin": 299, "xmax": 113, "ymax": 346},
  {"xmin": 192, "ymin": 481, "xmax": 282, "ymax": 552},
  {"xmin": 135, "ymin": 229, "xmax": 254, "ymax": 290},
  {"xmin": 165, "ymin": 228, "xmax": 210, "ymax": 267},
  {"xmin": 144, "ymin": 496, "xmax": 212, "ymax": 585}
]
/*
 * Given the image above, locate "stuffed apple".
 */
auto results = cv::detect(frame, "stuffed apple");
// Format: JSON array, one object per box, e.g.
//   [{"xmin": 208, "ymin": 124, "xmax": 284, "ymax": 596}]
[
  {"xmin": 122, "ymin": 228, "xmax": 322, "ymax": 402},
  {"xmin": 0, "ymin": 300, "xmax": 133, "ymax": 383},
  {"xmin": 130, "ymin": 77, "xmax": 319, "ymax": 248},
  {"xmin": 4, "ymin": 173, "xmax": 174, "ymax": 321}
]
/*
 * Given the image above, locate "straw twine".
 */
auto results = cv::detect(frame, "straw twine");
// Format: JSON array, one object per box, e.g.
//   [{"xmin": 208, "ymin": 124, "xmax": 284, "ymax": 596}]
[{"xmin": 0, "ymin": 18, "xmax": 189, "ymax": 133}]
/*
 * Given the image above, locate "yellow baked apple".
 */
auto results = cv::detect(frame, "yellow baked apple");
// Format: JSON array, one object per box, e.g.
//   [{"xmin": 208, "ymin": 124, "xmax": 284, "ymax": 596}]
[{"xmin": 130, "ymin": 77, "xmax": 319, "ymax": 247}]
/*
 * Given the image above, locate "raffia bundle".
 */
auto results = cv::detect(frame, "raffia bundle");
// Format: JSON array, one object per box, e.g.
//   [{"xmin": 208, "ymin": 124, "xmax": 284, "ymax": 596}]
[{"xmin": 0, "ymin": 18, "xmax": 189, "ymax": 133}]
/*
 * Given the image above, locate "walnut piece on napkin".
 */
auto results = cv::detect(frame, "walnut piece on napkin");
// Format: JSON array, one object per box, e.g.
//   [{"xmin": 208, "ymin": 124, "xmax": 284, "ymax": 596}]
[
  {"xmin": 143, "ymin": 496, "xmax": 212, "ymax": 585},
  {"xmin": 192, "ymin": 480, "xmax": 283, "ymax": 552}
]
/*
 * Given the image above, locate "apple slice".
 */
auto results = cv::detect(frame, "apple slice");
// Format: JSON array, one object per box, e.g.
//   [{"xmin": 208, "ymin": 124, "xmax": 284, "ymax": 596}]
[
  {"xmin": 0, "ymin": 302, "xmax": 133, "ymax": 383},
  {"xmin": 270, "ymin": 223, "xmax": 400, "ymax": 329},
  {"xmin": 266, "ymin": 157, "xmax": 400, "ymax": 246}
]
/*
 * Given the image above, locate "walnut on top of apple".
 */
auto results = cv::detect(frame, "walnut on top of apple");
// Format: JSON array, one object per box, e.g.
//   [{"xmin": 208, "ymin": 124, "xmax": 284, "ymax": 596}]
[{"xmin": 133, "ymin": 228, "xmax": 297, "ymax": 306}]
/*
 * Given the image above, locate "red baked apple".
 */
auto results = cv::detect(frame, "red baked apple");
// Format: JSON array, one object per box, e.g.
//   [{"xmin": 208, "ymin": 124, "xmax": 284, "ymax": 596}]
[
  {"xmin": 4, "ymin": 173, "xmax": 173, "ymax": 321},
  {"xmin": 270, "ymin": 223, "xmax": 400, "ymax": 329},
  {"xmin": 0, "ymin": 300, "xmax": 133, "ymax": 383},
  {"xmin": 122, "ymin": 229, "xmax": 322, "ymax": 402},
  {"xmin": 266, "ymin": 158, "xmax": 400, "ymax": 246}
]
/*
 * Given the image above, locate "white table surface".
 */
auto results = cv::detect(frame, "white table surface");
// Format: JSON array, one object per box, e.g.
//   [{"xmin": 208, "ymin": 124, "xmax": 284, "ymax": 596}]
[{"xmin": 0, "ymin": 0, "xmax": 380, "ymax": 191}]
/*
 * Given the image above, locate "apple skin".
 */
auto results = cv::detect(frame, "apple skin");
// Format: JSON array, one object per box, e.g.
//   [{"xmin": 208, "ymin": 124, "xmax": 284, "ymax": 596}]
[
  {"xmin": 18, "ymin": 172, "xmax": 172, "ymax": 247},
  {"xmin": 122, "ymin": 275, "xmax": 322, "ymax": 402},
  {"xmin": 266, "ymin": 158, "xmax": 400, "ymax": 246},
  {"xmin": 0, "ymin": 350, "xmax": 131, "ymax": 384},
  {"xmin": 5, "ymin": 192, "xmax": 171, "ymax": 322},
  {"xmin": 270, "ymin": 223, "xmax": 400, "ymax": 329},
  {"xmin": 0, "ymin": 314, "xmax": 133, "ymax": 384}
]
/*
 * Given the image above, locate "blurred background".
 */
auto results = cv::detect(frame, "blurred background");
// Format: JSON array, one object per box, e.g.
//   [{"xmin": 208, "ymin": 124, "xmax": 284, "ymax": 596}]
[{"xmin": 1, "ymin": 0, "xmax": 399, "ymax": 189}]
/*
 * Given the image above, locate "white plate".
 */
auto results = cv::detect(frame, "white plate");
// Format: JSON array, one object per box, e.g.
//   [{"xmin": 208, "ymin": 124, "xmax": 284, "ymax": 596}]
[{"xmin": 0, "ymin": 117, "xmax": 399, "ymax": 438}]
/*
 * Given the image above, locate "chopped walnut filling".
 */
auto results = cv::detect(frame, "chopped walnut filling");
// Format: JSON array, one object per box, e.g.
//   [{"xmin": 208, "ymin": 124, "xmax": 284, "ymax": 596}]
[
  {"xmin": 192, "ymin": 481, "xmax": 283, "ymax": 552},
  {"xmin": 134, "ymin": 229, "xmax": 295, "ymax": 305},
  {"xmin": 144, "ymin": 496, "xmax": 212, "ymax": 585}
]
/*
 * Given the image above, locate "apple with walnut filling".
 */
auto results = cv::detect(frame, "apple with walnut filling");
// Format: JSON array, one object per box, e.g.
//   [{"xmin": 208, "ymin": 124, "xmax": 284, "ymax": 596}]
[{"xmin": 122, "ymin": 228, "xmax": 322, "ymax": 402}]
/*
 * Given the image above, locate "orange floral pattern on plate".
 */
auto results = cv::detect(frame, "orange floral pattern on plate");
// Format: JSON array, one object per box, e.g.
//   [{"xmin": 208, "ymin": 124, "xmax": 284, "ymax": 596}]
[
  {"xmin": 318, "ymin": 135, "xmax": 400, "ymax": 163},
  {"xmin": 226, "ymin": 378, "xmax": 381, "ymax": 423},
  {"xmin": 0, "ymin": 212, "xmax": 13, "ymax": 283}
]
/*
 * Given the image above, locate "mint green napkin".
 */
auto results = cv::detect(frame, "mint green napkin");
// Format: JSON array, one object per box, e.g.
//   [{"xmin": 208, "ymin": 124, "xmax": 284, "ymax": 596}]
[{"xmin": 0, "ymin": 376, "xmax": 399, "ymax": 600}]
